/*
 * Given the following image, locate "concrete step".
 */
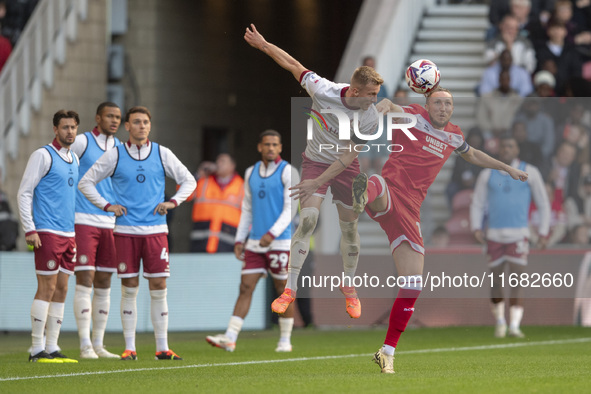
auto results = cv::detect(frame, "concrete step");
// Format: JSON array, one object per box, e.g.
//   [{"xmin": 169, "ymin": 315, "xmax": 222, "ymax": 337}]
[
  {"xmin": 417, "ymin": 29, "xmax": 486, "ymax": 41},
  {"xmin": 409, "ymin": 54, "xmax": 486, "ymax": 67},
  {"xmin": 400, "ymin": 78, "xmax": 478, "ymax": 91},
  {"xmin": 422, "ymin": 17, "xmax": 490, "ymax": 30},
  {"xmin": 414, "ymin": 42, "xmax": 486, "ymax": 55},
  {"xmin": 439, "ymin": 66, "xmax": 484, "ymax": 79},
  {"xmin": 426, "ymin": 5, "xmax": 489, "ymax": 17}
]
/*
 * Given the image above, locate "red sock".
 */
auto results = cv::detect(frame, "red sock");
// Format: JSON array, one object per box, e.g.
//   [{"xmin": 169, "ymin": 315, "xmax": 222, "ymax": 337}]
[
  {"xmin": 367, "ymin": 175, "xmax": 384, "ymax": 204},
  {"xmin": 384, "ymin": 288, "xmax": 421, "ymax": 348}
]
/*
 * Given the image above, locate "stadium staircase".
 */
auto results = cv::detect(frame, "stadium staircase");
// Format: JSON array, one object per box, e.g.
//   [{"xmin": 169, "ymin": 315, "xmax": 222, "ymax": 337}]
[{"xmin": 359, "ymin": 3, "xmax": 489, "ymax": 253}]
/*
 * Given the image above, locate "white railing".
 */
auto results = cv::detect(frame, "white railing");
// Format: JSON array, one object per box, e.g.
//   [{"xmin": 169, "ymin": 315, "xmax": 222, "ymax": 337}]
[
  {"xmin": 336, "ymin": 0, "xmax": 436, "ymax": 91},
  {"xmin": 0, "ymin": 0, "xmax": 88, "ymax": 182}
]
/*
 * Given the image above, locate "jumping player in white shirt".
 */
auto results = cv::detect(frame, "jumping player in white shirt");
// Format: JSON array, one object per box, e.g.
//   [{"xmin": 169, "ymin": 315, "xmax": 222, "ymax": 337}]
[
  {"xmin": 79, "ymin": 106, "xmax": 196, "ymax": 361},
  {"xmin": 244, "ymin": 24, "xmax": 383, "ymax": 319},
  {"xmin": 70, "ymin": 102, "xmax": 122, "ymax": 359},
  {"xmin": 18, "ymin": 110, "xmax": 81, "ymax": 363},
  {"xmin": 206, "ymin": 130, "xmax": 300, "ymax": 353}
]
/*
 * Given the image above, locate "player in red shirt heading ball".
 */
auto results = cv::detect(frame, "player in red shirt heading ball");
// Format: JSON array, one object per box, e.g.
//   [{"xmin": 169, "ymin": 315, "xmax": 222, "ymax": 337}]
[{"xmin": 357, "ymin": 87, "xmax": 528, "ymax": 373}]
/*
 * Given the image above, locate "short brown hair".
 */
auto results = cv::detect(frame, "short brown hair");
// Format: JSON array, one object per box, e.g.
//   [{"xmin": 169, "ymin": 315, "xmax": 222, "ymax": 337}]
[
  {"xmin": 259, "ymin": 129, "xmax": 282, "ymax": 143},
  {"xmin": 426, "ymin": 86, "xmax": 453, "ymax": 102},
  {"xmin": 351, "ymin": 66, "xmax": 384, "ymax": 87},
  {"xmin": 125, "ymin": 106, "xmax": 151, "ymax": 122},
  {"xmin": 53, "ymin": 110, "xmax": 80, "ymax": 127}
]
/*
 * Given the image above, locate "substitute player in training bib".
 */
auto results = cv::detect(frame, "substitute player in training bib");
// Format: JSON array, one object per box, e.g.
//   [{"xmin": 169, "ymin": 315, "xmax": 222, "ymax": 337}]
[
  {"xmin": 353, "ymin": 87, "xmax": 528, "ymax": 374},
  {"xmin": 17, "ymin": 110, "xmax": 81, "ymax": 364},
  {"xmin": 79, "ymin": 106, "xmax": 196, "ymax": 361},
  {"xmin": 245, "ymin": 24, "xmax": 382, "ymax": 320},
  {"xmin": 206, "ymin": 130, "xmax": 299, "ymax": 353}
]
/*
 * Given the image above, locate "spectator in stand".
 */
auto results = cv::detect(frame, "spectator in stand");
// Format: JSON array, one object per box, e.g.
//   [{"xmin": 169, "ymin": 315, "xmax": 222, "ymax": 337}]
[
  {"xmin": 514, "ymin": 98, "xmax": 555, "ymax": 160},
  {"xmin": 531, "ymin": 69, "xmax": 557, "ymax": 97},
  {"xmin": 564, "ymin": 173, "xmax": 591, "ymax": 236},
  {"xmin": 530, "ymin": 182, "xmax": 567, "ymax": 245},
  {"xmin": 0, "ymin": 169, "xmax": 19, "ymax": 251},
  {"xmin": 552, "ymin": 0, "xmax": 591, "ymax": 48},
  {"xmin": 479, "ymin": 49, "xmax": 533, "ymax": 97},
  {"xmin": 557, "ymin": 102, "xmax": 591, "ymax": 164},
  {"xmin": 512, "ymin": 120, "xmax": 545, "ymax": 171},
  {"xmin": 1, "ymin": 0, "xmax": 38, "ymax": 46},
  {"xmin": 488, "ymin": 0, "xmax": 555, "ymax": 40},
  {"xmin": 485, "ymin": 15, "xmax": 537, "ymax": 74},
  {"xmin": 535, "ymin": 21, "xmax": 583, "ymax": 95},
  {"xmin": 477, "ymin": 69, "xmax": 524, "ymax": 154},
  {"xmin": 445, "ymin": 128, "xmax": 485, "ymax": 207},
  {"xmin": 546, "ymin": 141, "xmax": 582, "ymax": 204}
]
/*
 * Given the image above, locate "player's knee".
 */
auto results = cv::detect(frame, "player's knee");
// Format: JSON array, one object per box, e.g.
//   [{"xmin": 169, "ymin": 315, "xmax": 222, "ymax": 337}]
[
  {"xmin": 339, "ymin": 219, "xmax": 359, "ymax": 244},
  {"xmin": 121, "ymin": 285, "xmax": 139, "ymax": 299},
  {"xmin": 239, "ymin": 280, "xmax": 257, "ymax": 296},
  {"xmin": 93, "ymin": 271, "xmax": 112, "ymax": 288},
  {"xmin": 294, "ymin": 207, "xmax": 319, "ymax": 239},
  {"xmin": 75, "ymin": 270, "xmax": 94, "ymax": 287}
]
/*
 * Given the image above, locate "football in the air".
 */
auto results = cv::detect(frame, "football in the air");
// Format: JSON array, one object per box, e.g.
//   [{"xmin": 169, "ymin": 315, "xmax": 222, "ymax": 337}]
[{"xmin": 405, "ymin": 59, "xmax": 441, "ymax": 94}]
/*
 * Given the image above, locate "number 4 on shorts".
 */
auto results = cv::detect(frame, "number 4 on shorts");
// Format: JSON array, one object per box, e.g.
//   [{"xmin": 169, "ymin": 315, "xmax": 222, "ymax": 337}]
[{"xmin": 160, "ymin": 248, "xmax": 169, "ymax": 262}]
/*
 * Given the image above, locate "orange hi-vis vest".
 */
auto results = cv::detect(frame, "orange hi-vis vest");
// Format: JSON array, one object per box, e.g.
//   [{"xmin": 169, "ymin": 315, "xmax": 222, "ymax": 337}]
[{"xmin": 189, "ymin": 174, "xmax": 244, "ymax": 253}]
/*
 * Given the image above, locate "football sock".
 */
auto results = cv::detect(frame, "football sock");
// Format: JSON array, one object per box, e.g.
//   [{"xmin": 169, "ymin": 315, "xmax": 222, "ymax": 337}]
[
  {"xmin": 225, "ymin": 316, "xmax": 244, "ymax": 343},
  {"xmin": 92, "ymin": 287, "xmax": 111, "ymax": 349},
  {"xmin": 381, "ymin": 344, "xmax": 395, "ymax": 356},
  {"xmin": 384, "ymin": 276, "xmax": 422, "ymax": 348},
  {"xmin": 278, "ymin": 317, "xmax": 294, "ymax": 344},
  {"xmin": 509, "ymin": 305, "xmax": 524, "ymax": 331},
  {"xmin": 491, "ymin": 301, "xmax": 506, "ymax": 325},
  {"xmin": 74, "ymin": 284, "xmax": 93, "ymax": 349},
  {"xmin": 45, "ymin": 302, "xmax": 65, "ymax": 354},
  {"xmin": 339, "ymin": 219, "xmax": 360, "ymax": 285},
  {"xmin": 30, "ymin": 299, "xmax": 50, "ymax": 356},
  {"xmin": 150, "ymin": 289, "xmax": 169, "ymax": 352},
  {"xmin": 367, "ymin": 174, "xmax": 385, "ymax": 204},
  {"xmin": 287, "ymin": 207, "xmax": 319, "ymax": 293},
  {"xmin": 121, "ymin": 285, "xmax": 139, "ymax": 351}
]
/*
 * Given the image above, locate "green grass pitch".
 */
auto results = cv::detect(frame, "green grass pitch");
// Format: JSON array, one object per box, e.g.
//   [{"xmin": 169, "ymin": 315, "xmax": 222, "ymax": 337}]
[{"xmin": 1, "ymin": 326, "xmax": 590, "ymax": 393}]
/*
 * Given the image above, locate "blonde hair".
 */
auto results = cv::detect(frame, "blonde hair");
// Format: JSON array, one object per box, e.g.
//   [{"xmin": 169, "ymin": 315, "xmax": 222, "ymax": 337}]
[{"xmin": 351, "ymin": 66, "xmax": 384, "ymax": 87}]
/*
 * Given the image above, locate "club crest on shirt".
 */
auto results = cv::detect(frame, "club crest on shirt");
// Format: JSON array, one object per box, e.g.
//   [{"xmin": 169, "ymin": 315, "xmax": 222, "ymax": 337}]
[
  {"xmin": 118, "ymin": 262, "xmax": 127, "ymax": 272},
  {"xmin": 47, "ymin": 260, "xmax": 56, "ymax": 270},
  {"xmin": 136, "ymin": 174, "xmax": 146, "ymax": 183},
  {"xmin": 79, "ymin": 255, "xmax": 88, "ymax": 264}
]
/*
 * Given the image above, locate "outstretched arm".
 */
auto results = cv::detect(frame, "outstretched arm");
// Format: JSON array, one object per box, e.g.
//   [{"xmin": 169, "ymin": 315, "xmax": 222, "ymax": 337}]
[
  {"xmin": 244, "ymin": 23, "xmax": 307, "ymax": 81},
  {"xmin": 460, "ymin": 147, "xmax": 528, "ymax": 182}
]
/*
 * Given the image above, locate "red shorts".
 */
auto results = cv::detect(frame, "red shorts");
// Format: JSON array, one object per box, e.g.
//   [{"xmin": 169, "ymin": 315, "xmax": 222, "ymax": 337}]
[
  {"xmin": 486, "ymin": 239, "xmax": 529, "ymax": 267},
  {"xmin": 74, "ymin": 224, "xmax": 117, "ymax": 273},
  {"xmin": 115, "ymin": 234, "xmax": 170, "ymax": 278},
  {"xmin": 34, "ymin": 233, "xmax": 76, "ymax": 275},
  {"xmin": 243, "ymin": 250, "xmax": 290, "ymax": 280},
  {"xmin": 366, "ymin": 183, "xmax": 424, "ymax": 255},
  {"xmin": 301, "ymin": 153, "xmax": 359, "ymax": 208}
]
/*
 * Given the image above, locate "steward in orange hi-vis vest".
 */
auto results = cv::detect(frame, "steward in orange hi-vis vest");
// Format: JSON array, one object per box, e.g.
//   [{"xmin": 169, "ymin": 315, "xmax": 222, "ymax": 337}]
[{"xmin": 188, "ymin": 174, "xmax": 244, "ymax": 253}]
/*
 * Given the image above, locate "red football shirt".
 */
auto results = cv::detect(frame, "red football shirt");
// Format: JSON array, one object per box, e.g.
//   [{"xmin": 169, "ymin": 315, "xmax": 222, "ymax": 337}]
[{"xmin": 381, "ymin": 104, "xmax": 465, "ymax": 212}]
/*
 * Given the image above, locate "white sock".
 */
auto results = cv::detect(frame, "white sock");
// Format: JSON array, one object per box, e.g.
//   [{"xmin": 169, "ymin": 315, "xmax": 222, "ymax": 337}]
[
  {"xmin": 288, "ymin": 207, "xmax": 319, "ymax": 292},
  {"xmin": 278, "ymin": 317, "xmax": 294, "ymax": 344},
  {"xmin": 509, "ymin": 305, "xmax": 524, "ymax": 331},
  {"xmin": 45, "ymin": 302, "xmax": 65, "ymax": 354},
  {"xmin": 339, "ymin": 219, "xmax": 360, "ymax": 285},
  {"xmin": 492, "ymin": 301, "xmax": 506, "ymax": 325},
  {"xmin": 121, "ymin": 285, "xmax": 139, "ymax": 351},
  {"xmin": 92, "ymin": 287, "xmax": 111, "ymax": 348},
  {"xmin": 225, "ymin": 316, "xmax": 244, "ymax": 343},
  {"xmin": 381, "ymin": 344, "xmax": 395, "ymax": 356},
  {"xmin": 30, "ymin": 299, "xmax": 50, "ymax": 355},
  {"xmin": 74, "ymin": 284, "xmax": 93, "ymax": 349},
  {"xmin": 150, "ymin": 289, "xmax": 169, "ymax": 352}
]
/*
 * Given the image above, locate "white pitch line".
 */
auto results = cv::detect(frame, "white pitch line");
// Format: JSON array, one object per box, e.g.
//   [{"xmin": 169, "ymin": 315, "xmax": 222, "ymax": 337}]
[{"xmin": 1, "ymin": 337, "xmax": 590, "ymax": 382}]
